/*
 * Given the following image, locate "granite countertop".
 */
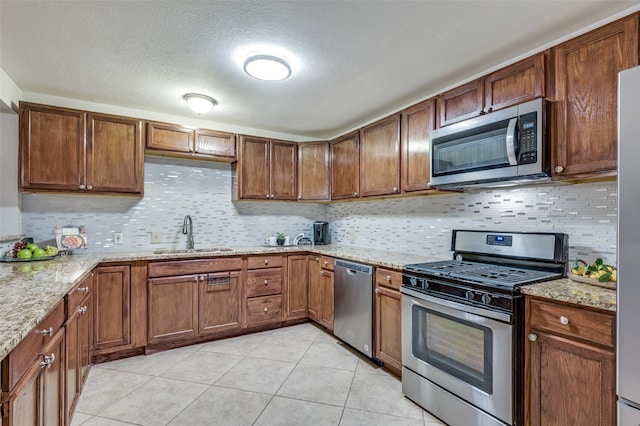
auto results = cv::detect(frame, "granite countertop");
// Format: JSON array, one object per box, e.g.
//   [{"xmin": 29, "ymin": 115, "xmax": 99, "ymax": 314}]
[
  {"xmin": 0, "ymin": 244, "xmax": 617, "ymax": 361},
  {"xmin": 521, "ymin": 278, "xmax": 617, "ymax": 312}
]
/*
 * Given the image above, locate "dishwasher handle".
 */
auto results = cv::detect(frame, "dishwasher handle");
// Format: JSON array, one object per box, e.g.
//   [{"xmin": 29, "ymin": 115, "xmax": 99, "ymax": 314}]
[{"xmin": 335, "ymin": 259, "xmax": 373, "ymax": 274}]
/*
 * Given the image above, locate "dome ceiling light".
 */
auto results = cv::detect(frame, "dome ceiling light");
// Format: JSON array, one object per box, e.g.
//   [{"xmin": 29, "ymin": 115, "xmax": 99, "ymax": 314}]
[
  {"xmin": 243, "ymin": 54, "xmax": 291, "ymax": 81},
  {"xmin": 183, "ymin": 93, "xmax": 217, "ymax": 115}
]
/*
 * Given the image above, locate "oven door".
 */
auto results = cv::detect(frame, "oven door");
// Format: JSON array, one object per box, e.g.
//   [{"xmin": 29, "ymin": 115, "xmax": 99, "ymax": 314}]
[{"xmin": 401, "ymin": 287, "xmax": 513, "ymax": 424}]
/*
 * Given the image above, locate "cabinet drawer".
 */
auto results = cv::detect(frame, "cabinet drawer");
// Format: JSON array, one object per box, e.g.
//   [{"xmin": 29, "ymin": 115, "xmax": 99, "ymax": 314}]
[
  {"xmin": 376, "ymin": 268, "xmax": 402, "ymax": 291},
  {"xmin": 247, "ymin": 295, "xmax": 282, "ymax": 325},
  {"xmin": 247, "ymin": 255, "xmax": 283, "ymax": 269},
  {"xmin": 148, "ymin": 257, "xmax": 242, "ymax": 277},
  {"xmin": 66, "ymin": 274, "xmax": 93, "ymax": 311},
  {"xmin": 529, "ymin": 298, "xmax": 615, "ymax": 348},
  {"xmin": 2, "ymin": 300, "xmax": 65, "ymax": 391},
  {"xmin": 247, "ymin": 269, "xmax": 283, "ymax": 297},
  {"xmin": 320, "ymin": 256, "xmax": 334, "ymax": 271}
]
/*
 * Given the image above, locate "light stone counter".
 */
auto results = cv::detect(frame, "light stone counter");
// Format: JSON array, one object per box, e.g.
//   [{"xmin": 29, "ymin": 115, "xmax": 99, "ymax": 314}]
[
  {"xmin": 521, "ymin": 278, "xmax": 617, "ymax": 312},
  {"xmin": 0, "ymin": 245, "xmax": 441, "ymax": 361}
]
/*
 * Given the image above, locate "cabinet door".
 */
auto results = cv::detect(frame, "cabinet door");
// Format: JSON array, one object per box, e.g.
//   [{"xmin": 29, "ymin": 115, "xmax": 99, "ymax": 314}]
[
  {"xmin": 360, "ymin": 115, "xmax": 401, "ymax": 197},
  {"xmin": 7, "ymin": 369, "xmax": 39, "ymax": 425},
  {"xmin": 528, "ymin": 331, "xmax": 615, "ymax": 426},
  {"xmin": 93, "ymin": 265, "xmax": 131, "ymax": 351},
  {"xmin": 199, "ymin": 271, "xmax": 242, "ymax": 334},
  {"xmin": 65, "ymin": 305, "xmax": 79, "ymax": 424},
  {"xmin": 374, "ymin": 286, "xmax": 402, "ymax": 375},
  {"xmin": 86, "ymin": 113, "xmax": 144, "ymax": 194},
  {"xmin": 146, "ymin": 121, "xmax": 195, "ymax": 154},
  {"xmin": 402, "ymin": 99, "xmax": 436, "ymax": 192},
  {"xmin": 238, "ymin": 135, "xmax": 270, "ymax": 199},
  {"xmin": 270, "ymin": 140, "xmax": 297, "ymax": 200},
  {"xmin": 553, "ymin": 15, "xmax": 638, "ymax": 179},
  {"xmin": 19, "ymin": 102, "xmax": 85, "ymax": 192},
  {"xmin": 437, "ymin": 78, "xmax": 484, "ymax": 127},
  {"xmin": 308, "ymin": 256, "xmax": 322, "ymax": 322},
  {"xmin": 297, "ymin": 141, "xmax": 330, "ymax": 201},
  {"xmin": 320, "ymin": 269, "xmax": 334, "ymax": 331},
  {"xmin": 148, "ymin": 275, "xmax": 199, "ymax": 343},
  {"xmin": 484, "ymin": 53, "xmax": 545, "ymax": 113},
  {"xmin": 285, "ymin": 255, "xmax": 309, "ymax": 319},
  {"xmin": 78, "ymin": 294, "xmax": 92, "ymax": 389},
  {"xmin": 195, "ymin": 129, "xmax": 236, "ymax": 160},
  {"xmin": 41, "ymin": 328, "xmax": 65, "ymax": 426},
  {"xmin": 331, "ymin": 132, "xmax": 360, "ymax": 200}
]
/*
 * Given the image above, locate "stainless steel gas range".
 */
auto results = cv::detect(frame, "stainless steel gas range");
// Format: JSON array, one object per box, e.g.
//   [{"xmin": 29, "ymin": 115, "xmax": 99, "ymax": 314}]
[{"xmin": 401, "ymin": 230, "xmax": 568, "ymax": 426}]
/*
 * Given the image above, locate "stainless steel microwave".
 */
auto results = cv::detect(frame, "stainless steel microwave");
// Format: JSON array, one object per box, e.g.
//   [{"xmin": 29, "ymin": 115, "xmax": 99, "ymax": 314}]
[{"xmin": 429, "ymin": 98, "xmax": 550, "ymax": 190}]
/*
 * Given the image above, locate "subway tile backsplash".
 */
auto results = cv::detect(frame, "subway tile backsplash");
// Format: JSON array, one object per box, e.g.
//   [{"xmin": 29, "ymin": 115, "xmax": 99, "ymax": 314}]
[
  {"xmin": 18, "ymin": 156, "xmax": 617, "ymax": 265},
  {"xmin": 327, "ymin": 181, "xmax": 617, "ymax": 265}
]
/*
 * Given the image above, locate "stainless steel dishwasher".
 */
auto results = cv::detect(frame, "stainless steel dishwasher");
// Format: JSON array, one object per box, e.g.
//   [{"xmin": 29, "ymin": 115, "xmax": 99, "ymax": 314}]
[{"xmin": 333, "ymin": 259, "xmax": 375, "ymax": 358}]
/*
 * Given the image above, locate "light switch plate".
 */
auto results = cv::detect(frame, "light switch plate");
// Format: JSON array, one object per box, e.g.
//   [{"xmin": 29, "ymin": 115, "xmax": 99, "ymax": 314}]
[
  {"xmin": 151, "ymin": 231, "xmax": 162, "ymax": 244},
  {"xmin": 114, "ymin": 232, "xmax": 123, "ymax": 244}
]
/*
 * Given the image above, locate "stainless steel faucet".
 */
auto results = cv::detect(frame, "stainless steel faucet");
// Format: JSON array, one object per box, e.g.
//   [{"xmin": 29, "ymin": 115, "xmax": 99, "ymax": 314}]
[{"xmin": 182, "ymin": 215, "xmax": 194, "ymax": 249}]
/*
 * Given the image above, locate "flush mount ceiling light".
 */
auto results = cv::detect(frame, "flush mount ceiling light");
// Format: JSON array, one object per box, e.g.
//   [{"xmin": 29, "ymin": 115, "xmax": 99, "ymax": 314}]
[
  {"xmin": 243, "ymin": 54, "xmax": 291, "ymax": 81},
  {"xmin": 183, "ymin": 93, "xmax": 217, "ymax": 115}
]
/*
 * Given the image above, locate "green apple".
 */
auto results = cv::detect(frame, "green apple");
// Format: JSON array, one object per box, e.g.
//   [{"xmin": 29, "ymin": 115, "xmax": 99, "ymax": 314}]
[
  {"xmin": 17, "ymin": 249, "xmax": 32, "ymax": 259},
  {"xmin": 32, "ymin": 248, "xmax": 47, "ymax": 258},
  {"xmin": 26, "ymin": 243, "xmax": 39, "ymax": 252}
]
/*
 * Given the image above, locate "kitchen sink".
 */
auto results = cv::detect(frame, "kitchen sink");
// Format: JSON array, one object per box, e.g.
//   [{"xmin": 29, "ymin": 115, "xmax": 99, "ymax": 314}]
[{"xmin": 153, "ymin": 247, "xmax": 235, "ymax": 255}]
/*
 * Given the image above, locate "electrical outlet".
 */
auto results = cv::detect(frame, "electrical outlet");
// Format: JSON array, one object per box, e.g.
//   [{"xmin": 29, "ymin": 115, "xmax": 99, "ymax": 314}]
[
  {"xmin": 114, "ymin": 232, "xmax": 123, "ymax": 244},
  {"xmin": 349, "ymin": 230, "xmax": 356, "ymax": 242},
  {"xmin": 151, "ymin": 231, "xmax": 162, "ymax": 244}
]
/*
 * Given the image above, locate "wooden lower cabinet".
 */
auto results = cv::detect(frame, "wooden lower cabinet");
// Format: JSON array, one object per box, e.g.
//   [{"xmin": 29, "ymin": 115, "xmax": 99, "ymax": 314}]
[
  {"xmin": 320, "ymin": 269, "xmax": 334, "ymax": 331},
  {"xmin": 308, "ymin": 256, "xmax": 334, "ymax": 331},
  {"xmin": 308, "ymin": 256, "xmax": 322, "ymax": 322},
  {"xmin": 285, "ymin": 255, "xmax": 308, "ymax": 319},
  {"xmin": 3, "ymin": 328, "xmax": 65, "ymax": 426},
  {"xmin": 374, "ymin": 268, "xmax": 403, "ymax": 375},
  {"xmin": 526, "ymin": 297, "xmax": 616, "ymax": 426},
  {"xmin": 199, "ymin": 272, "xmax": 242, "ymax": 334},
  {"xmin": 93, "ymin": 265, "xmax": 131, "ymax": 353}
]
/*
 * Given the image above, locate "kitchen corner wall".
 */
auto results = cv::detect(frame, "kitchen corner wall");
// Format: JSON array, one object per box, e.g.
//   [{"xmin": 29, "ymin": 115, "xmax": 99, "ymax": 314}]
[
  {"xmin": 327, "ymin": 181, "xmax": 617, "ymax": 265},
  {"xmin": 19, "ymin": 157, "xmax": 326, "ymax": 252}
]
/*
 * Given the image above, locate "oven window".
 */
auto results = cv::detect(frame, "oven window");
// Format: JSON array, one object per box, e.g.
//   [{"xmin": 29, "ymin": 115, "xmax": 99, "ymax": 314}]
[{"xmin": 412, "ymin": 304, "xmax": 493, "ymax": 394}]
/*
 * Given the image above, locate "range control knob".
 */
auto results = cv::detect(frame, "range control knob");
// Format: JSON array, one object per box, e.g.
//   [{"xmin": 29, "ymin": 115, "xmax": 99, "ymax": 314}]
[
  {"xmin": 421, "ymin": 279, "xmax": 429, "ymax": 290},
  {"xmin": 465, "ymin": 291, "xmax": 475, "ymax": 301},
  {"xmin": 482, "ymin": 293, "xmax": 492, "ymax": 305}
]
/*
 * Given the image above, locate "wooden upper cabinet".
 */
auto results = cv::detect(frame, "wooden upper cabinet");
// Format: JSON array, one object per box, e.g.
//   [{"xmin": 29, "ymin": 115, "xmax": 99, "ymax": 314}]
[
  {"xmin": 402, "ymin": 99, "xmax": 436, "ymax": 193},
  {"xmin": 438, "ymin": 53, "xmax": 546, "ymax": 127},
  {"xmin": 146, "ymin": 121, "xmax": 236, "ymax": 162},
  {"xmin": 235, "ymin": 135, "xmax": 296, "ymax": 200},
  {"xmin": 297, "ymin": 141, "xmax": 330, "ymax": 201},
  {"xmin": 270, "ymin": 139, "xmax": 297, "ymax": 200},
  {"xmin": 331, "ymin": 132, "xmax": 360, "ymax": 200},
  {"xmin": 87, "ymin": 113, "xmax": 144, "ymax": 194},
  {"xmin": 552, "ymin": 14, "xmax": 639, "ymax": 179},
  {"xmin": 438, "ymin": 78, "xmax": 484, "ymax": 127},
  {"xmin": 360, "ymin": 114, "xmax": 401, "ymax": 197},
  {"xmin": 19, "ymin": 102, "xmax": 144, "ymax": 195},
  {"xmin": 19, "ymin": 102, "xmax": 85, "ymax": 192},
  {"xmin": 484, "ymin": 53, "xmax": 545, "ymax": 114}
]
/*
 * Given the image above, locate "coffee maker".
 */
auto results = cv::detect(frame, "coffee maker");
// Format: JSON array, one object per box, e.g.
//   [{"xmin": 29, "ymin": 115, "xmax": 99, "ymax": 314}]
[{"xmin": 313, "ymin": 221, "xmax": 330, "ymax": 245}]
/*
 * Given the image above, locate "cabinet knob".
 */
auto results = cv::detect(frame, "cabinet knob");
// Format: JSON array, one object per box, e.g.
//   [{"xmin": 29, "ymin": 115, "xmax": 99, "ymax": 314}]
[
  {"xmin": 559, "ymin": 316, "xmax": 569, "ymax": 325},
  {"xmin": 40, "ymin": 327, "xmax": 54, "ymax": 336},
  {"xmin": 315, "ymin": 257, "xmax": 319, "ymax": 261},
  {"xmin": 298, "ymin": 195, "xmax": 301, "ymax": 200},
  {"xmin": 354, "ymin": 192, "xmax": 358, "ymax": 196},
  {"xmin": 87, "ymin": 185, "xmax": 93, "ymax": 190},
  {"xmin": 555, "ymin": 165, "xmax": 564, "ymax": 173},
  {"xmin": 386, "ymin": 275, "xmax": 391, "ymax": 281},
  {"xmin": 264, "ymin": 259, "xmax": 269, "ymax": 265},
  {"xmin": 263, "ymin": 307, "xmax": 268, "ymax": 312},
  {"xmin": 320, "ymin": 270, "xmax": 324, "ymax": 275},
  {"xmin": 393, "ymin": 187, "xmax": 398, "ymax": 193},
  {"xmin": 264, "ymin": 279, "xmax": 268, "ymax": 285},
  {"xmin": 79, "ymin": 184, "xmax": 85, "ymax": 190},
  {"xmin": 528, "ymin": 333, "xmax": 538, "ymax": 342},
  {"xmin": 324, "ymin": 261, "xmax": 328, "ymax": 266},
  {"xmin": 194, "ymin": 276, "xmax": 199, "ymax": 282},
  {"xmin": 375, "ymin": 288, "xmax": 380, "ymax": 294},
  {"xmin": 40, "ymin": 353, "xmax": 56, "ymax": 369},
  {"xmin": 79, "ymin": 306, "xmax": 87, "ymax": 314},
  {"xmin": 200, "ymin": 276, "xmax": 206, "ymax": 281},
  {"xmin": 270, "ymin": 194, "xmax": 275, "ymax": 199},
  {"xmin": 266, "ymin": 194, "xmax": 270, "ymax": 199},
  {"xmin": 76, "ymin": 286, "xmax": 90, "ymax": 292}
]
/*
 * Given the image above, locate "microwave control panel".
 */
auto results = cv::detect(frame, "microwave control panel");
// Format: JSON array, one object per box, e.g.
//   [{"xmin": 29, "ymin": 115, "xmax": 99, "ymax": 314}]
[{"xmin": 519, "ymin": 111, "xmax": 537, "ymax": 164}]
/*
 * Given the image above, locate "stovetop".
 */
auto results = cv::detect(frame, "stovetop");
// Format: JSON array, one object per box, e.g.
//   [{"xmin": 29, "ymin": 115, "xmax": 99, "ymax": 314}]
[{"xmin": 403, "ymin": 260, "xmax": 563, "ymax": 288}]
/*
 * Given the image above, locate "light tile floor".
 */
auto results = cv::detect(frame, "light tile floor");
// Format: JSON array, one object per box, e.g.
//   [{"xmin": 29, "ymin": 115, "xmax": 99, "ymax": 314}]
[{"xmin": 71, "ymin": 323, "xmax": 447, "ymax": 426}]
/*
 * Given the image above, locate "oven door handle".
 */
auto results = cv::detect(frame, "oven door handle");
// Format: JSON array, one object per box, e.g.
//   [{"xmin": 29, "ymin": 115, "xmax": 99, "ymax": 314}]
[{"xmin": 400, "ymin": 286, "xmax": 512, "ymax": 323}]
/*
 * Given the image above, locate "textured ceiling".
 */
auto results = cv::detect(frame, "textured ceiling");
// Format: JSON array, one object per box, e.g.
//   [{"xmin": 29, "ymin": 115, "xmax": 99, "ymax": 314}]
[{"xmin": 1, "ymin": 1, "xmax": 638, "ymax": 139}]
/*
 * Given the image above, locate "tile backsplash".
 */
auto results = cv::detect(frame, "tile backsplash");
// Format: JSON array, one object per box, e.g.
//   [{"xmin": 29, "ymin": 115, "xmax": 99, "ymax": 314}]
[
  {"xmin": 19, "ymin": 157, "xmax": 326, "ymax": 253},
  {"xmin": 327, "ymin": 181, "xmax": 617, "ymax": 265},
  {"xmin": 17, "ymin": 156, "xmax": 617, "ymax": 266}
]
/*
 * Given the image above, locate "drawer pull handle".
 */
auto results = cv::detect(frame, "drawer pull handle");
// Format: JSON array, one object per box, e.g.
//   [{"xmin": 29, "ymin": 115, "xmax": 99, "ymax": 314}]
[
  {"xmin": 528, "ymin": 333, "xmax": 538, "ymax": 342},
  {"xmin": 264, "ymin": 259, "xmax": 269, "ymax": 265},
  {"xmin": 559, "ymin": 316, "xmax": 569, "ymax": 325},
  {"xmin": 386, "ymin": 275, "xmax": 391, "ymax": 281},
  {"xmin": 264, "ymin": 279, "xmax": 268, "ymax": 285},
  {"xmin": 263, "ymin": 307, "xmax": 268, "ymax": 312},
  {"xmin": 76, "ymin": 286, "xmax": 90, "ymax": 292},
  {"xmin": 40, "ymin": 327, "xmax": 53, "ymax": 336},
  {"xmin": 40, "ymin": 353, "xmax": 56, "ymax": 369},
  {"xmin": 79, "ymin": 306, "xmax": 87, "ymax": 314}
]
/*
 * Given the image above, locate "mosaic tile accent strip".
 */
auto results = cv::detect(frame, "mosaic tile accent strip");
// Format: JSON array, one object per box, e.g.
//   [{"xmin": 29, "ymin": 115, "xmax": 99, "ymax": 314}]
[
  {"xmin": 326, "ymin": 182, "xmax": 617, "ymax": 265},
  {"xmin": 20, "ymin": 157, "xmax": 326, "ymax": 253}
]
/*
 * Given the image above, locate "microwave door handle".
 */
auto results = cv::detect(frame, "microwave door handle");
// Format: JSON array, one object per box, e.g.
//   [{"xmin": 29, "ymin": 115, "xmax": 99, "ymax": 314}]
[{"xmin": 505, "ymin": 117, "xmax": 518, "ymax": 165}]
